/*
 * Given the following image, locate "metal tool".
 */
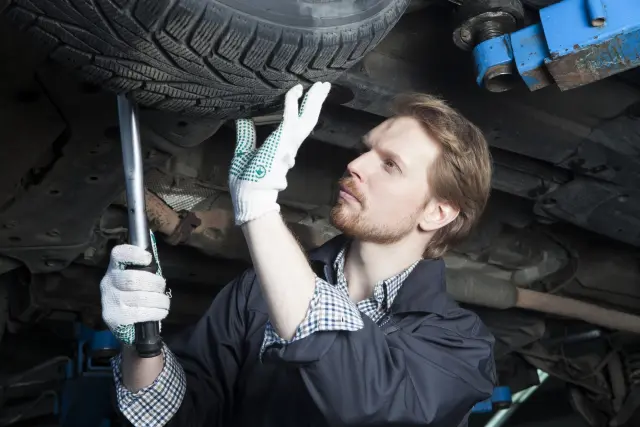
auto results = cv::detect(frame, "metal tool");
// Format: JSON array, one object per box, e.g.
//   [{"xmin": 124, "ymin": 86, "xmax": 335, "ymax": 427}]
[{"xmin": 116, "ymin": 94, "xmax": 162, "ymax": 358}]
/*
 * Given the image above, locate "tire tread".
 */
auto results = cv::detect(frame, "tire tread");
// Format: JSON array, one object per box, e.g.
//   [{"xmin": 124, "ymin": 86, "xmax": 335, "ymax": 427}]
[{"xmin": 3, "ymin": 0, "xmax": 410, "ymax": 117}]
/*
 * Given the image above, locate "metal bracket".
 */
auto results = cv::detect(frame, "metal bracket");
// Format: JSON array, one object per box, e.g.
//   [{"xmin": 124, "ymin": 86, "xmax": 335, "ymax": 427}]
[
  {"xmin": 473, "ymin": 0, "xmax": 640, "ymax": 92},
  {"xmin": 471, "ymin": 386, "xmax": 513, "ymax": 414}
]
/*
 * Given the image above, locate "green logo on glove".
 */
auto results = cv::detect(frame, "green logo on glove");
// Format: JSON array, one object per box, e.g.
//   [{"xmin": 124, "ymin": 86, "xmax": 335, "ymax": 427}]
[{"xmin": 230, "ymin": 120, "xmax": 283, "ymax": 183}]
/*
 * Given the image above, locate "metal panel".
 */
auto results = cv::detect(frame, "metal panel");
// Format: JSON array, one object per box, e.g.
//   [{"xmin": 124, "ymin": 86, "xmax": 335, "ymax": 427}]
[
  {"xmin": 511, "ymin": 23, "xmax": 553, "ymax": 90},
  {"xmin": 541, "ymin": 0, "xmax": 640, "ymax": 90},
  {"xmin": 473, "ymin": 35, "xmax": 516, "ymax": 91},
  {"xmin": 541, "ymin": 0, "xmax": 639, "ymax": 54}
]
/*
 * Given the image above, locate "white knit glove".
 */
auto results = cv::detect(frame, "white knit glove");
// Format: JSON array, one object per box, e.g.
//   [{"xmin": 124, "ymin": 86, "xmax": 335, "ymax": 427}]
[
  {"xmin": 229, "ymin": 82, "xmax": 331, "ymax": 225},
  {"xmin": 100, "ymin": 234, "xmax": 170, "ymax": 345}
]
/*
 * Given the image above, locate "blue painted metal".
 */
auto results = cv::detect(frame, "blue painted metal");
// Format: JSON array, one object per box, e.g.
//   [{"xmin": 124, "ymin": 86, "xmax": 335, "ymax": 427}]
[
  {"xmin": 511, "ymin": 23, "xmax": 552, "ymax": 90},
  {"xmin": 540, "ymin": 0, "xmax": 637, "ymax": 55},
  {"xmin": 472, "ymin": 0, "xmax": 640, "ymax": 92},
  {"xmin": 541, "ymin": 0, "xmax": 640, "ymax": 90},
  {"xmin": 471, "ymin": 397, "xmax": 494, "ymax": 414},
  {"xmin": 491, "ymin": 385, "xmax": 513, "ymax": 408},
  {"xmin": 472, "ymin": 35, "xmax": 513, "ymax": 88},
  {"xmin": 73, "ymin": 323, "xmax": 120, "ymax": 375},
  {"xmin": 586, "ymin": 0, "xmax": 606, "ymax": 26},
  {"xmin": 471, "ymin": 386, "xmax": 513, "ymax": 414},
  {"xmin": 58, "ymin": 324, "xmax": 120, "ymax": 427}
]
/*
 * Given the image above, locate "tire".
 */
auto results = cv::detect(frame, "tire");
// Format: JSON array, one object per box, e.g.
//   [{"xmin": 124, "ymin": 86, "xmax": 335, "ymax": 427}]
[{"xmin": 2, "ymin": 0, "xmax": 410, "ymax": 118}]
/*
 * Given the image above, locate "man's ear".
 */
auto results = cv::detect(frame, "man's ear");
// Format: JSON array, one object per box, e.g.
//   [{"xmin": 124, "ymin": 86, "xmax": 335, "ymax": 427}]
[{"xmin": 418, "ymin": 200, "xmax": 460, "ymax": 232}]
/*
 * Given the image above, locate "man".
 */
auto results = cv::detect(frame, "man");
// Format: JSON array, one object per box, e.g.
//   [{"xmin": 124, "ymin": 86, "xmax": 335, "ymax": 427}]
[{"xmin": 100, "ymin": 82, "xmax": 496, "ymax": 427}]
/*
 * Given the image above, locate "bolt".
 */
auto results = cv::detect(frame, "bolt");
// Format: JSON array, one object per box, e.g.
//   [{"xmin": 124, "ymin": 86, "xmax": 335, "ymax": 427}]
[
  {"xmin": 84, "ymin": 247, "xmax": 96, "ymax": 260},
  {"xmin": 477, "ymin": 21, "xmax": 506, "ymax": 44},
  {"xmin": 460, "ymin": 28, "xmax": 472, "ymax": 42},
  {"xmin": 47, "ymin": 229, "xmax": 60, "ymax": 237}
]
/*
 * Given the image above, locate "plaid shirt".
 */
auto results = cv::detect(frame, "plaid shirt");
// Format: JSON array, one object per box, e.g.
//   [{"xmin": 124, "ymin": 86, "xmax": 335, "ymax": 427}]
[
  {"xmin": 260, "ymin": 245, "xmax": 418, "ymax": 355},
  {"xmin": 111, "ymin": 244, "xmax": 418, "ymax": 427}
]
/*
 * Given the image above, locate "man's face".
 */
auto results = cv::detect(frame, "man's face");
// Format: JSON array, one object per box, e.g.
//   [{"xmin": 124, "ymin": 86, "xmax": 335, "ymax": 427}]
[{"xmin": 330, "ymin": 116, "xmax": 442, "ymax": 244}]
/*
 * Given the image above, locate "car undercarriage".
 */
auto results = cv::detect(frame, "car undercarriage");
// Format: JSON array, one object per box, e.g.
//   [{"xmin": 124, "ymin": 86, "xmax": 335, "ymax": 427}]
[{"xmin": 1, "ymin": 0, "xmax": 640, "ymax": 426}]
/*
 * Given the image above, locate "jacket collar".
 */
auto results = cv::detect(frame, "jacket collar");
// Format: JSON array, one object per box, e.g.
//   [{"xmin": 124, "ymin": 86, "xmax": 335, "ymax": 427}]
[{"xmin": 308, "ymin": 234, "xmax": 452, "ymax": 317}]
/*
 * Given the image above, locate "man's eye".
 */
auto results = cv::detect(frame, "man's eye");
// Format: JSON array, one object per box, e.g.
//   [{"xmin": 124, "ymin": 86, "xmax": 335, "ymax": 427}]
[{"xmin": 383, "ymin": 159, "xmax": 396, "ymax": 170}]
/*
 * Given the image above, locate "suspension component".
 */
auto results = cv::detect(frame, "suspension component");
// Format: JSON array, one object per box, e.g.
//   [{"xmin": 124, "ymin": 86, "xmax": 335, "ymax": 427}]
[{"xmin": 452, "ymin": 0, "xmax": 525, "ymax": 92}]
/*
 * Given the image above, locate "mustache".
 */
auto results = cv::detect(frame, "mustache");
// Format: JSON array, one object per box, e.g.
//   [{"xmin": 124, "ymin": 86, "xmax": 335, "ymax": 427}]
[{"xmin": 337, "ymin": 177, "xmax": 365, "ymax": 204}]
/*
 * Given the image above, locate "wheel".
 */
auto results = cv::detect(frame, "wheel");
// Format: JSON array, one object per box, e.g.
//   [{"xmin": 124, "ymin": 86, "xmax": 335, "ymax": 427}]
[{"xmin": 2, "ymin": 0, "xmax": 410, "ymax": 118}]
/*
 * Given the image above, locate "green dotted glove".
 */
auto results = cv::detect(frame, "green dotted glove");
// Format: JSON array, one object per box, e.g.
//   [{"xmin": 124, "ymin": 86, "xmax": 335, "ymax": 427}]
[
  {"xmin": 229, "ymin": 82, "xmax": 331, "ymax": 225},
  {"xmin": 100, "ymin": 230, "xmax": 169, "ymax": 346}
]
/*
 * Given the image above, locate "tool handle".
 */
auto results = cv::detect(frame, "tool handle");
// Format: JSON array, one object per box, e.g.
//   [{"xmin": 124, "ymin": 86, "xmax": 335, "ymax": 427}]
[
  {"xmin": 117, "ymin": 94, "xmax": 163, "ymax": 359},
  {"xmin": 129, "ymin": 257, "xmax": 163, "ymax": 358},
  {"xmin": 135, "ymin": 322, "xmax": 162, "ymax": 357}
]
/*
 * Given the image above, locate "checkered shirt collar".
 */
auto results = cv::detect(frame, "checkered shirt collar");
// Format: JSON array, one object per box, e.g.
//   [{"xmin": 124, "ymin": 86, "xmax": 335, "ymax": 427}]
[{"xmin": 333, "ymin": 244, "xmax": 419, "ymax": 310}]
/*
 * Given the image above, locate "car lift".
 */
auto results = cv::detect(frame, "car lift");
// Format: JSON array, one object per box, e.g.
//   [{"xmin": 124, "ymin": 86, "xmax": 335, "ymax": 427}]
[{"xmin": 472, "ymin": 0, "xmax": 640, "ymax": 93}]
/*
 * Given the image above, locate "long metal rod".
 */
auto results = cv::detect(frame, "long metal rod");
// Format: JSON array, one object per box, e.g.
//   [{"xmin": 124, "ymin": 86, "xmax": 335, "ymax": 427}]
[{"xmin": 117, "ymin": 94, "xmax": 150, "ymax": 250}]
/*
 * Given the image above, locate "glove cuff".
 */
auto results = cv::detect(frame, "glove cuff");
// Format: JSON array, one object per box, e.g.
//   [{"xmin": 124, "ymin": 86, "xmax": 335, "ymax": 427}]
[
  {"xmin": 112, "ymin": 322, "xmax": 164, "ymax": 345},
  {"xmin": 233, "ymin": 190, "xmax": 280, "ymax": 226},
  {"xmin": 113, "ymin": 324, "xmax": 136, "ymax": 345}
]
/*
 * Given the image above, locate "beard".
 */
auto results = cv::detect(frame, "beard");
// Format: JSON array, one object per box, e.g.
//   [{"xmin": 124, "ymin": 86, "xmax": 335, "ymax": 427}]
[{"xmin": 329, "ymin": 177, "xmax": 422, "ymax": 244}]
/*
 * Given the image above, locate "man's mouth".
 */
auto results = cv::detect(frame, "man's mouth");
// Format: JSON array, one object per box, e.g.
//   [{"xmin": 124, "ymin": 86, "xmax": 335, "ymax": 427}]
[{"xmin": 338, "ymin": 181, "xmax": 361, "ymax": 203}]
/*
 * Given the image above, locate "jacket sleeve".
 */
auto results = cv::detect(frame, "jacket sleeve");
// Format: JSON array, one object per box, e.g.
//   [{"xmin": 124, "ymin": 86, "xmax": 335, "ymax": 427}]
[
  {"xmin": 262, "ymin": 307, "xmax": 496, "ymax": 426},
  {"xmin": 111, "ymin": 269, "xmax": 256, "ymax": 427}
]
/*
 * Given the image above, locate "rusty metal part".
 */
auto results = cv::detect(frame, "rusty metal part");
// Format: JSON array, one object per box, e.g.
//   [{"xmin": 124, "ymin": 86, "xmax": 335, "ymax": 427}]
[
  {"xmin": 520, "ymin": 67, "xmax": 553, "ymax": 92},
  {"xmin": 145, "ymin": 190, "xmax": 247, "ymax": 259},
  {"xmin": 446, "ymin": 252, "xmax": 640, "ymax": 334},
  {"xmin": 483, "ymin": 62, "xmax": 518, "ymax": 93},
  {"xmin": 546, "ymin": 39, "xmax": 640, "ymax": 91},
  {"xmin": 144, "ymin": 190, "xmax": 338, "ymax": 262},
  {"xmin": 452, "ymin": 0, "xmax": 524, "ymax": 51},
  {"xmin": 164, "ymin": 211, "xmax": 202, "ymax": 246},
  {"xmin": 516, "ymin": 288, "xmax": 640, "ymax": 334}
]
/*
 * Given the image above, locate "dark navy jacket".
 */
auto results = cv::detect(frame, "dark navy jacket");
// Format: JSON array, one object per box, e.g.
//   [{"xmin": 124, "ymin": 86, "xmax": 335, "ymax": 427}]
[{"xmin": 165, "ymin": 234, "xmax": 496, "ymax": 426}]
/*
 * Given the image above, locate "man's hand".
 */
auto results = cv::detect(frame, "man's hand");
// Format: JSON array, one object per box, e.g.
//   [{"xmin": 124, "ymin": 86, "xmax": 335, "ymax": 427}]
[
  {"xmin": 100, "ymin": 242, "xmax": 170, "ymax": 345},
  {"xmin": 228, "ymin": 82, "xmax": 331, "ymax": 225}
]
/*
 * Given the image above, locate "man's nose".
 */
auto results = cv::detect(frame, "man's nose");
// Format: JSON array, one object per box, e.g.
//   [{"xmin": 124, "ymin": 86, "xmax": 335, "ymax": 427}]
[{"xmin": 346, "ymin": 156, "xmax": 365, "ymax": 182}]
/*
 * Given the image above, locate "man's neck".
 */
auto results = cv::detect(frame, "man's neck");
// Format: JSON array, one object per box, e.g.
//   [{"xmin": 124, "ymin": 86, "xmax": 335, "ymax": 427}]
[{"xmin": 343, "ymin": 237, "xmax": 425, "ymax": 301}]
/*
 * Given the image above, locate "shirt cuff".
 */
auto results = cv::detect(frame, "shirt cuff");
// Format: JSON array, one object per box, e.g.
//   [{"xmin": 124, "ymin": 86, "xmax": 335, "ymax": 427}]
[
  {"xmin": 259, "ymin": 276, "xmax": 364, "ymax": 358},
  {"xmin": 111, "ymin": 343, "xmax": 187, "ymax": 427}
]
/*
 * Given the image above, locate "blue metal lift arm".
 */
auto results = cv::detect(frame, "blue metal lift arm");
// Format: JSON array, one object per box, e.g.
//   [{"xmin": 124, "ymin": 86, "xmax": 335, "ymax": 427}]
[{"xmin": 473, "ymin": 0, "xmax": 640, "ymax": 92}]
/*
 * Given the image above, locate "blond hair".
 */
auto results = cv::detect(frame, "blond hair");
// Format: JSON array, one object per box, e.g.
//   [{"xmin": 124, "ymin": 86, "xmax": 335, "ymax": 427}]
[{"xmin": 391, "ymin": 93, "xmax": 493, "ymax": 258}]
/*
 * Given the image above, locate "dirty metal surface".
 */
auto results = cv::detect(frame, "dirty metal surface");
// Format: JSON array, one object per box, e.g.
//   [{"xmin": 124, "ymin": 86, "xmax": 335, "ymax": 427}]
[
  {"xmin": 0, "ymin": 23, "xmax": 65, "ymax": 209},
  {"xmin": 547, "ymin": 33, "xmax": 640, "ymax": 91},
  {"xmin": 472, "ymin": 34, "xmax": 514, "ymax": 89},
  {"xmin": 0, "ymin": 63, "xmax": 129, "ymax": 273},
  {"xmin": 510, "ymin": 23, "xmax": 553, "ymax": 91},
  {"xmin": 541, "ymin": 0, "xmax": 640, "ymax": 91},
  {"xmin": 541, "ymin": 0, "xmax": 638, "ymax": 56},
  {"xmin": 533, "ymin": 178, "xmax": 640, "ymax": 247},
  {"xmin": 20, "ymin": 240, "xmax": 247, "ymax": 327}
]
